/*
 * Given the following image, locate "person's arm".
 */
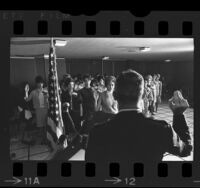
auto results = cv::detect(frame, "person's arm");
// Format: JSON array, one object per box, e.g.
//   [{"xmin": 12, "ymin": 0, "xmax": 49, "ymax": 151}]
[
  {"xmin": 111, "ymin": 100, "xmax": 119, "ymax": 114},
  {"xmin": 172, "ymin": 113, "xmax": 191, "ymax": 145},
  {"xmin": 24, "ymin": 84, "xmax": 32, "ymax": 102},
  {"xmin": 80, "ymin": 104, "xmax": 83, "ymax": 117},
  {"xmin": 93, "ymin": 91, "xmax": 99, "ymax": 112},
  {"xmin": 77, "ymin": 91, "xmax": 83, "ymax": 117},
  {"xmin": 96, "ymin": 93, "xmax": 102, "ymax": 111},
  {"xmin": 164, "ymin": 117, "xmax": 192, "ymax": 157},
  {"xmin": 24, "ymin": 90, "xmax": 33, "ymax": 102},
  {"xmin": 164, "ymin": 98, "xmax": 192, "ymax": 157},
  {"xmin": 153, "ymin": 86, "xmax": 157, "ymax": 103},
  {"xmin": 159, "ymin": 81, "xmax": 162, "ymax": 98}
]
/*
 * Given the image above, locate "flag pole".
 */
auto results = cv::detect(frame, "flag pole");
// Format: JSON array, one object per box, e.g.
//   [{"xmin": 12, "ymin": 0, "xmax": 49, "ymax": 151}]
[{"xmin": 50, "ymin": 37, "xmax": 54, "ymax": 48}]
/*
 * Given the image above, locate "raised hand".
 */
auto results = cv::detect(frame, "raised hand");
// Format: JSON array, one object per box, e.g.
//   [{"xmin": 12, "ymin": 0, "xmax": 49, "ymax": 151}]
[
  {"xmin": 169, "ymin": 90, "xmax": 189, "ymax": 115},
  {"xmin": 25, "ymin": 84, "xmax": 29, "ymax": 93},
  {"xmin": 72, "ymin": 92, "xmax": 78, "ymax": 96}
]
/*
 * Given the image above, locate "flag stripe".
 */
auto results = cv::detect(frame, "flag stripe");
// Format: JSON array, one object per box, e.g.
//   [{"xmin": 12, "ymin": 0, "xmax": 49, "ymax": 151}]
[
  {"xmin": 47, "ymin": 132, "xmax": 57, "ymax": 150},
  {"xmin": 46, "ymin": 124, "xmax": 58, "ymax": 144}
]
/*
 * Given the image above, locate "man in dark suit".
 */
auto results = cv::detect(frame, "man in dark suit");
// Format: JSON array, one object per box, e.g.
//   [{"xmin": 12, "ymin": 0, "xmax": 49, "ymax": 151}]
[{"xmin": 85, "ymin": 69, "xmax": 192, "ymax": 162}]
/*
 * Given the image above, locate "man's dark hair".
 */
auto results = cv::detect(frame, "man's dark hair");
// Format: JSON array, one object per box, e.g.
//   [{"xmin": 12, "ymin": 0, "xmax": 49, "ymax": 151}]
[
  {"xmin": 83, "ymin": 74, "xmax": 91, "ymax": 80},
  {"xmin": 35, "ymin": 76, "xmax": 44, "ymax": 84},
  {"xmin": 90, "ymin": 79, "xmax": 98, "ymax": 87},
  {"xmin": 63, "ymin": 74, "xmax": 71, "ymax": 80},
  {"xmin": 97, "ymin": 75, "xmax": 104, "ymax": 82},
  {"xmin": 105, "ymin": 76, "xmax": 116, "ymax": 87},
  {"xmin": 65, "ymin": 77, "xmax": 74, "ymax": 87},
  {"xmin": 157, "ymin": 74, "xmax": 161, "ymax": 78},
  {"xmin": 114, "ymin": 69, "xmax": 144, "ymax": 104}
]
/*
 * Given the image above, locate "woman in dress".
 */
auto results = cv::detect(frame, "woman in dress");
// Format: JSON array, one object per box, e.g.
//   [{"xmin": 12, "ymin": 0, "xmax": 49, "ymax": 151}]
[
  {"xmin": 97, "ymin": 76, "xmax": 118, "ymax": 114},
  {"xmin": 145, "ymin": 75, "xmax": 156, "ymax": 115},
  {"xmin": 24, "ymin": 76, "xmax": 48, "ymax": 144},
  {"xmin": 142, "ymin": 80, "xmax": 149, "ymax": 116}
]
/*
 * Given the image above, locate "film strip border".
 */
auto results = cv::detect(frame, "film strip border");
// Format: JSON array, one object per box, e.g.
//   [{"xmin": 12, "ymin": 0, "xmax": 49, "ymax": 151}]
[
  {"xmin": 13, "ymin": 162, "xmax": 193, "ymax": 177},
  {"xmin": 11, "ymin": 19, "xmax": 194, "ymax": 36},
  {"xmin": 12, "ymin": 19, "xmax": 194, "ymax": 36},
  {"xmin": 1, "ymin": 11, "xmax": 200, "ymax": 36},
  {"xmin": 7, "ymin": 162, "xmax": 200, "ymax": 186},
  {"xmin": 1, "ymin": 11, "xmax": 200, "ymax": 186}
]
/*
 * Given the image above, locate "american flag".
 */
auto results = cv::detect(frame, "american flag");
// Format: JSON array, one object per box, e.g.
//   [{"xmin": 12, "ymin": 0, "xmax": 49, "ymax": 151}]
[{"xmin": 46, "ymin": 42, "xmax": 65, "ymax": 151}]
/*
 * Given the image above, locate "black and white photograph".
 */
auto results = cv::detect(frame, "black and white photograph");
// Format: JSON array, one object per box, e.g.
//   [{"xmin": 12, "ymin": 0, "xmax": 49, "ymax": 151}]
[{"xmin": 9, "ymin": 37, "xmax": 194, "ymax": 162}]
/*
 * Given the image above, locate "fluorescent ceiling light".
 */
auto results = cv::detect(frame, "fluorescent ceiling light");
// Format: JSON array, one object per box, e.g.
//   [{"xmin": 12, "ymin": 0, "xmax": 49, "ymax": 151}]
[
  {"xmin": 102, "ymin": 56, "xmax": 110, "ymax": 60},
  {"xmin": 54, "ymin": 40, "xmax": 67, "ymax": 47},
  {"xmin": 139, "ymin": 47, "xmax": 151, "ymax": 52},
  {"xmin": 165, "ymin": 59, "xmax": 171, "ymax": 62}
]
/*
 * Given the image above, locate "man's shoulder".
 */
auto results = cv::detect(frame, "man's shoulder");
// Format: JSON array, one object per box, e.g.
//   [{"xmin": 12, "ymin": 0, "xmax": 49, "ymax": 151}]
[
  {"xmin": 92, "ymin": 119, "xmax": 111, "ymax": 132},
  {"xmin": 89, "ymin": 118, "xmax": 114, "ymax": 137},
  {"xmin": 145, "ymin": 116, "xmax": 171, "ymax": 129},
  {"xmin": 90, "ymin": 112, "xmax": 171, "ymax": 136}
]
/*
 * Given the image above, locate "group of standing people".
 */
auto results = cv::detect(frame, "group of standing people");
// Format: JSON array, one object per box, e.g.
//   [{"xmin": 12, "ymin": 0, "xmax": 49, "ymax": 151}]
[
  {"xmin": 21, "ymin": 72, "xmax": 163, "ymax": 145},
  {"xmin": 60, "ymin": 74, "xmax": 118, "ymax": 134},
  {"xmin": 22, "ymin": 74, "xmax": 118, "ymax": 143},
  {"xmin": 143, "ymin": 74, "xmax": 162, "ymax": 116},
  {"xmin": 13, "ymin": 69, "xmax": 192, "ymax": 162}
]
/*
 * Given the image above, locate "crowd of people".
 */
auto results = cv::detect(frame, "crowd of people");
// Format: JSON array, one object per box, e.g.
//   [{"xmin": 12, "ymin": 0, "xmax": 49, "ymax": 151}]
[
  {"xmin": 9, "ymin": 69, "xmax": 192, "ymax": 162},
  {"xmin": 27, "ymin": 72, "xmax": 162, "ymax": 136}
]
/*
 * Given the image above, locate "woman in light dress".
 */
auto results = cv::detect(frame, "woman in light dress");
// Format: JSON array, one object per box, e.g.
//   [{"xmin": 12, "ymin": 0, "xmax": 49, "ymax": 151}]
[
  {"xmin": 97, "ymin": 76, "xmax": 118, "ymax": 114},
  {"xmin": 24, "ymin": 76, "xmax": 48, "ymax": 144}
]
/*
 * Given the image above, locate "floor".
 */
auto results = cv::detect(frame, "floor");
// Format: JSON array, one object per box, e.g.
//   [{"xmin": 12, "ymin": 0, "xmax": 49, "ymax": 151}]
[{"xmin": 10, "ymin": 103, "xmax": 194, "ymax": 161}]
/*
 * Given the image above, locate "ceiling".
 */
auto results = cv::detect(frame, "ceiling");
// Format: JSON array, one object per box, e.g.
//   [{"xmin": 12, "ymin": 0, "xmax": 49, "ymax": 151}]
[{"xmin": 10, "ymin": 37, "xmax": 194, "ymax": 63}]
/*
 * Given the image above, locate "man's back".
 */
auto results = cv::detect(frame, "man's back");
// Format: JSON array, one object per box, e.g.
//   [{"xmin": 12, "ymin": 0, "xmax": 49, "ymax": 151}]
[{"xmin": 86, "ymin": 110, "xmax": 176, "ymax": 162}]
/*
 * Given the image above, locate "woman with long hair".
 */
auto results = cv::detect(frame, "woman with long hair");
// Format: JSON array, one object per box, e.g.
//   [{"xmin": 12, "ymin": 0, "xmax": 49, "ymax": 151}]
[{"xmin": 97, "ymin": 76, "xmax": 118, "ymax": 114}]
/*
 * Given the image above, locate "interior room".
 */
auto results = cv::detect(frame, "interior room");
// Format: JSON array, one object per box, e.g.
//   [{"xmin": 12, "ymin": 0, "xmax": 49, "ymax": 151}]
[{"xmin": 9, "ymin": 37, "xmax": 194, "ymax": 161}]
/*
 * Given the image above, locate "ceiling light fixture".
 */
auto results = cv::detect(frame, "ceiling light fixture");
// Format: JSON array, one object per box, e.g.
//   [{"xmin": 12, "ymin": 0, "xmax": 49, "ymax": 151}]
[
  {"xmin": 139, "ymin": 47, "xmax": 151, "ymax": 52},
  {"xmin": 102, "ymin": 56, "xmax": 110, "ymax": 60},
  {"xmin": 54, "ymin": 40, "xmax": 67, "ymax": 47},
  {"xmin": 165, "ymin": 59, "xmax": 171, "ymax": 62}
]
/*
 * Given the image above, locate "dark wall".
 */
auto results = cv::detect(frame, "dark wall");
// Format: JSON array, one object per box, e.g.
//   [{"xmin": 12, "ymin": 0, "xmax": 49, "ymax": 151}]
[
  {"xmin": 10, "ymin": 58, "xmax": 37, "ymax": 87},
  {"xmin": 10, "ymin": 58, "xmax": 193, "ymax": 95},
  {"xmin": 124, "ymin": 60, "xmax": 193, "ymax": 102},
  {"xmin": 65, "ymin": 59, "xmax": 129, "ymax": 76},
  {"xmin": 10, "ymin": 58, "xmax": 66, "ymax": 87}
]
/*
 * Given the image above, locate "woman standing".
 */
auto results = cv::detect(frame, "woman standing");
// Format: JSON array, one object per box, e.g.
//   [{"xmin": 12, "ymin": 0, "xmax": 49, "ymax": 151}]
[
  {"xmin": 145, "ymin": 75, "xmax": 156, "ymax": 116},
  {"xmin": 142, "ymin": 80, "xmax": 150, "ymax": 116},
  {"xmin": 24, "ymin": 76, "xmax": 48, "ymax": 144},
  {"xmin": 97, "ymin": 76, "xmax": 118, "ymax": 114}
]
